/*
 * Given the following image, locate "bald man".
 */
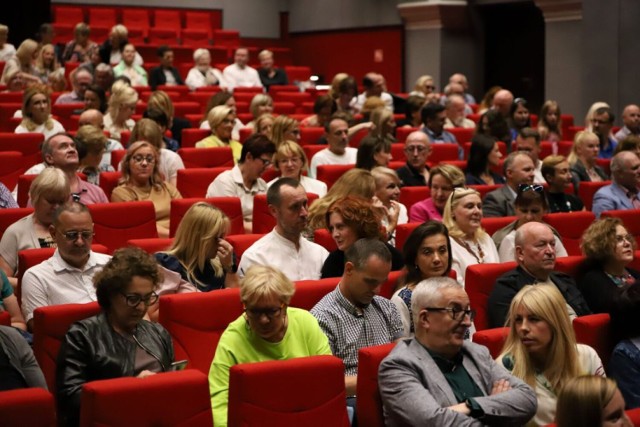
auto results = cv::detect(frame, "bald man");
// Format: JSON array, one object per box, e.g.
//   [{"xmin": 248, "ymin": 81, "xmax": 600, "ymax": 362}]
[
  {"xmin": 592, "ymin": 150, "xmax": 640, "ymax": 218},
  {"xmin": 487, "ymin": 222, "xmax": 591, "ymax": 328},
  {"xmin": 78, "ymin": 109, "xmax": 124, "ymax": 170},
  {"xmin": 492, "ymin": 89, "xmax": 514, "ymax": 118},
  {"xmin": 396, "ymin": 131, "xmax": 431, "ymax": 186},
  {"xmin": 615, "ymin": 104, "xmax": 640, "ymax": 142}
]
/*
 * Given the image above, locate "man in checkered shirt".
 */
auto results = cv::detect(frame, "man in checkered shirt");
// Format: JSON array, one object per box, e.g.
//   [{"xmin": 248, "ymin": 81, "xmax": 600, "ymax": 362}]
[{"xmin": 311, "ymin": 238, "xmax": 404, "ymax": 422}]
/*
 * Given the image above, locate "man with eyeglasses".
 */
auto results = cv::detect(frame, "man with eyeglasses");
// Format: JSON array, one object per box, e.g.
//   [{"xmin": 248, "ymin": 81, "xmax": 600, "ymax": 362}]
[
  {"xmin": 379, "ymin": 276, "xmax": 537, "ymax": 426},
  {"xmin": 592, "ymin": 150, "xmax": 640, "ymax": 218},
  {"xmin": 483, "ymin": 151, "xmax": 536, "ymax": 217},
  {"xmin": 396, "ymin": 131, "xmax": 431, "ymax": 187},
  {"xmin": 488, "ymin": 221, "xmax": 591, "ymax": 329},
  {"xmin": 21, "ymin": 202, "xmax": 110, "ymax": 332}
]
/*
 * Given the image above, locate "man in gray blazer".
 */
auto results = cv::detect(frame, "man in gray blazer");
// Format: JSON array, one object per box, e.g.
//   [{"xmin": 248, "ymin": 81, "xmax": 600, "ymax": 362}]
[
  {"xmin": 592, "ymin": 151, "xmax": 640, "ymax": 218},
  {"xmin": 379, "ymin": 277, "xmax": 537, "ymax": 426},
  {"xmin": 482, "ymin": 151, "xmax": 536, "ymax": 217}
]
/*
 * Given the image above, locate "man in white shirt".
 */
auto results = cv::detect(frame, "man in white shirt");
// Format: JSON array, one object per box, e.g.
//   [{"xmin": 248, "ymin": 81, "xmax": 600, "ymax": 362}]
[
  {"xmin": 515, "ymin": 128, "xmax": 545, "ymax": 184},
  {"xmin": 443, "ymin": 94, "xmax": 476, "ymax": 129},
  {"xmin": 350, "ymin": 72, "xmax": 394, "ymax": 113},
  {"xmin": 21, "ymin": 202, "xmax": 111, "ymax": 331},
  {"xmin": 310, "ymin": 116, "xmax": 358, "ymax": 179},
  {"xmin": 222, "ymin": 47, "xmax": 263, "ymax": 92},
  {"xmin": 238, "ymin": 178, "xmax": 329, "ymax": 281}
]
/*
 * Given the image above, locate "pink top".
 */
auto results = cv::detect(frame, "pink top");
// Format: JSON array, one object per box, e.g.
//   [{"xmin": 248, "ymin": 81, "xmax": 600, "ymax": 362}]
[{"xmin": 409, "ymin": 198, "xmax": 443, "ymax": 223}]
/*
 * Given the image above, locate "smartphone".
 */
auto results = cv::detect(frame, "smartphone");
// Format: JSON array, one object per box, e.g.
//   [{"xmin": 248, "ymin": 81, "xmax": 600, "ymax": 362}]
[{"xmin": 170, "ymin": 360, "xmax": 188, "ymax": 371}]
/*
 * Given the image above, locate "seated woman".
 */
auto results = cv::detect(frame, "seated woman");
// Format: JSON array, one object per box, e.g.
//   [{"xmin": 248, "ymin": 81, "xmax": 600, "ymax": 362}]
[
  {"xmin": 0, "ymin": 168, "xmax": 69, "ymax": 286},
  {"xmin": 185, "ymin": 48, "xmax": 225, "ymax": 91},
  {"xmin": 577, "ymin": 217, "xmax": 639, "ymax": 314},
  {"xmin": 537, "ymin": 100, "xmax": 563, "ymax": 147},
  {"xmin": 267, "ymin": 141, "xmax": 327, "ymax": 197},
  {"xmin": 62, "ymin": 22, "xmax": 97, "ymax": 64},
  {"xmin": 34, "ymin": 43, "xmax": 65, "ymax": 91},
  {"xmin": 82, "ymin": 84, "xmax": 107, "ymax": 114},
  {"xmin": 498, "ymin": 284, "xmax": 606, "ymax": 426},
  {"xmin": 209, "ymin": 265, "xmax": 332, "ymax": 426},
  {"xmin": 253, "ymin": 113, "xmax": 274, "ymax": 139},
  {"xmin": 409, "ymin": 164, "xmax": 465, "ymax": 223},
  {"xmin": 57, "ymin": 247, "xmax": 174, "ymax": 427},
  {"xmin": 15, "ymin": 84, "xmax": 65, "ymax": 139},
  {"xmin": 569, "ymin": 130, "xmax": 608, "ymax": 183},
  {"xmin": 465, "ymin": 134, "xmax": 505, "ymax": 185},
  {"xmin": 320, "ymin": 195, "xmax": 403, "ymax": 278},
  {"xmin": 371, "ymin": 167, "xmax": 407, "ymax": 245},
  {"xmin": 271, "ymin": 115, "xmax": 301, "ymax": 147},
  {"xmin": 0, "ymin": 39, "xmax": 40, "ymax": 86},
  {"xmin": 195, "ymin": 105, "xmax": 243, "ymax": 163},
  {"xmin": 300, "ymin": 94, "xmax": 336, "ymax": 128},
  {"xmin": 610, "ymin": 284, "xmax": 640, "ymax": 410},
  {"xmin": 443, "ymin": 187, "xmax": 499, "ymax": 285},
  {"xmin": 556, "ymin": 376, "xmax": 632, "ymax": 427},
  {"xmin": 391, "ymin": 221, "xmax": 452, "ymax": 336},
  {"xmin": 408, "ymin": 74, "xmax": 437, "ymax": 99},
  {"xmin": 156, "ymin": 202, "xmax": 238, "ymax": 291},
  {"xmin": 111, "ymin": 141, "xmax": 182, "ymax": 238},
  {"xmin": 104, "ymin": 80, "xmax": 137, "ymax": 142},
  {"xmin": 329, "ymin": 73, "xmax": 358, "ymax": 117},
  {"xmin": 75, "ymin": 124, "xmax": 110, "ymax": 185},
  {"xmin": 396, "ymin": 95, "xmax": 426, "ymax": 128},
  {"xmin": 199, "ymin": 92, "xmax": 243, "ymax": 141},
  {"xmin": 492, "ymin": 185, "xmax": 568, "ymax": 262},
  {"xmin": 509, "ymin": 97, "xmax": 531, "ymax": 142},
  {"xmin": 245, "ymin": 94, "xmax": 273, "ymax": 130},
  {"xmin": 146, "ymin": 90, "xmax": 192, "ymax": 150},
  {"xmin": 356, "ymin": 135, "xmax": 392, "ymax": 171}
]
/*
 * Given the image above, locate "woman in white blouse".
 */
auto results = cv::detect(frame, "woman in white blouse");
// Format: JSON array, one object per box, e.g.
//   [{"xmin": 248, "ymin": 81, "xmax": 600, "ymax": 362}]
[
  {"xmin": 267, "ymin": 141, "xmax": 327, "ymax": 197},
  {"xmin": 443, "ymin": 187, "xmax": 499, "ymax": 285}
]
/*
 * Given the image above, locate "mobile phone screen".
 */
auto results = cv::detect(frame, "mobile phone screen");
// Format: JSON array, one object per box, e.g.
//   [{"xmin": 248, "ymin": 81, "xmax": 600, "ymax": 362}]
[{"xmin": 170, "ymin": 360, "xmax": 188, "ymax": 371}]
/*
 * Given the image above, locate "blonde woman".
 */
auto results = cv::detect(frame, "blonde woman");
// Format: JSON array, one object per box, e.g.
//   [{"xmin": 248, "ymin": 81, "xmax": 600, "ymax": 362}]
[
  {"xmin": 75, "ymin": 124, "xmax": 110, "ymax": 185},
  {"xmin": 372, "ymin": 167, "xmax": 407, "ymax": 245},
  {"xmin": 196, "ymin": 105, "xmax": 242, "ymax": 163},
  {"xmin": 146, "ymin": 90, "xmax": 190, "ymax": 151},
  {"xmin": 246, "ymin": 94, "xmax": 273, "ymax": 130},
  {"xmin": 443, "ymin": 187, "xmax": 499, "ymax": 285},
  {"xmin": 409, "ymin": 75, "xmax": 436, "ymax": 98},
  {"xmin": 34, "ymin": 43, "xmax": 65, "ymax": 91},
  {"xmin": 267, "ymin": 141, "xmax": 327, "ymax": 197},
  {"xmin": 111, "ymin": 141, "xmax": 182, "ymax": 237},
  {"xmin": 253, "ymin": 113, "xmax": 274, "ymax": 139},
  {"xmin": 104, "ymin": 80, "xmax": 137, "ymax": 141},
  {"xmin": 0, "ymin": 39, "xmax": 40, "ymax": 85},
  {"xmin": 498, "ymin": 285, "xmax": 605, "ymax": 426},
  {"xmin": 199, "ymin": 92, "xmax": 243, "ymax": 141},
  {"xmin": 271, "ymin": 115, "xmax": 300, "ymax": 147},
  {"xmin": 156, "ymin": 202, "xmax": 238, "ymax": 291},
  {"xmin": 15, "ymin": 84, "xmax": 65, "ymax": 139},
  {"xmin": 569, "ymin": 130, "xmax": 608, "ymax": 182}
]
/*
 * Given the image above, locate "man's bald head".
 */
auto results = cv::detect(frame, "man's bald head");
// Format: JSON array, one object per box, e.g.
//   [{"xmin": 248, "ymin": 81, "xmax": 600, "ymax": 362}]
[
  {"xmin": 404, "ymin": 131, "xmax": 431, "ymax": 170},
  {"xmin": 611, "ymin": 150, "xmax": 640, "ymax": 190},
  {"xmin": 78, "ymin": 109, "xmax": 104, "ymax": 129},
  {"xmin": 492, "ymin": 89, "xmax": 514, "ymax": 117},
  {"xmin": 622, "ymin": 104, "xmax": 640, "ymax": 133}
]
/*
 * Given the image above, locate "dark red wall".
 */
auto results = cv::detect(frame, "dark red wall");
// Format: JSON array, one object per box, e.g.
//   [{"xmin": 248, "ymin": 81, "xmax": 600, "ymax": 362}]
[{"xmin": 288, "ymin": 26, "xmax": 404, "ymax": 93}]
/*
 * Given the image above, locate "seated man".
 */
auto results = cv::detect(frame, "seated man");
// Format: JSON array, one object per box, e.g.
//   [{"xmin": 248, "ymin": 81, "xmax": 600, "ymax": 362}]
[
  {"xmin": 443, "ymin": 94, "xmax": 475, "ymax": 129},
  {"xmin": 350, "ymin": 72, "xmax": 394, "ymax": 113},
  {"xmin": 309, "ymin": 116, "xmax": 357, "ymax": 179},
  {"xmin": 55, "ymin": 68, "xmax": 93, "ymax": 104},
  {"xmin": 396, "ymin": 131, "xmax": 431, "ymax": 187},
  {"xmin": 206, "ymin": 134, "xmax": 276, "ymax": 233},
  {"xmin": 614, "ymin": 104, "xmax": 640, "ymax": 142},
  {"xmin": 257, "ymin": 49, "xmax": 288, "ymax": 89},
  {"xmin": 421, "ymin": 103, "xmax": 458, "ymax": 146},
  {"xmin": 148, "ymin": 45, "xmax": 184, "ymax": 90},
  {"xmin": 311, "ymin": 239, "xmax": 403, "ymax": 417},
  {"xmin": 482, "ymin": 151, "xmax": 535, "ymax": 218},
  {"xmin": 77, "ymin": 109, "xmax": 125, "ymax": 171},
  {"xmin": 21, "ymin": 202, "xmax": 111, "ymax": 331},
  {"xmin": 541, "ymin": 155, "xmax": 584, "ymax": 213},
  {"xmin": 592, "ymin": 150, "xmax": 640, "ymax": 218},
  {"xmin": 379, "ymin": 276, "xmax": 537, "ymax": 426},
  {"xmin": 222, "ymin": 47, "xmax": 263, "ymax": 91},
  {"xmin": 487, "ymin": 222, "xmax": 591, "ymax": 328},
  {"xmin": 591, "ymin": 106, "xmax": 617, "ymax": 159},
  {"xmin": 238, "ymin": 178, "xmax": 329, "ymax": 281},
  {"xmin": 515, "ymin": 127, "xmax": 545, "ymax": 184}
]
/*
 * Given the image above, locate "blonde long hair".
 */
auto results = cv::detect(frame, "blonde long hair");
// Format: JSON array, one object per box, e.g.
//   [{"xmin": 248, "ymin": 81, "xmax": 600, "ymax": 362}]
[
  {"xmin": 442, "ymin": 187, "xmax": 486, "ymax": 241},
  {"xmin": 499, "ymin": 285, "xmax": 581, "ymax": 393}
]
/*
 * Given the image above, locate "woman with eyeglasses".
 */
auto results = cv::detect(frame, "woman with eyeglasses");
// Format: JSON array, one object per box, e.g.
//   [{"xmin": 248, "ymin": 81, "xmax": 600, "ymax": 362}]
[
  {"xmin": 196, "ymin": 105, "xmax": 243, "ymax": 164},
  {"xmin": 465, "ymin": 134, "xmax": 505, "ymax": 186},
  {"xmin": 209, "ymin": 265, "xmax": 331, "ymax": 426},
  {"xmin": 443, "ymin": 187, "xmax": 499, "ymax": 285},
  {"xmin": 493, "ymin": 184, "xmax": 568, "ymax": 263},
  {"xmin": 111, "ymin": 141, "xmax": 182, "ymax": 238},
  {"xmin": 57, "ymin": 247, "xmax": 174, "ymax": 427},
  {"xmin": 576, "ymin": 218, "xmax": 639, "ymax": 314},
  {"xmin": 267, "ymin": 141, "xmax": 327, "ymax": 197},
  {"xmin": 497, "ymin": 284, "xmax": 605, "ymax": 427},
  {"xmin": 409, "ymin": 164, "xmax": 465, "ymax": 223}
]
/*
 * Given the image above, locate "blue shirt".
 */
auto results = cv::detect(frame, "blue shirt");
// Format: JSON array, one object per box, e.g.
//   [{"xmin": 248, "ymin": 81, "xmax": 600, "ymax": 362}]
[
  {"xmin": 422, "ymin": 127, "xmax": 462, "ymax": 159},
  {"xmin": 598, "ymin": 137, "xmax": 618, "ymax": 159}
]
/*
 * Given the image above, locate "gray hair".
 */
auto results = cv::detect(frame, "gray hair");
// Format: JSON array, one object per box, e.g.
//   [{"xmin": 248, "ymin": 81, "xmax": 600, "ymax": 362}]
[
  {"xmin": 193, "ymin": 48, "xmax": 210, "ymax": 62},
  {"xmin": 95, "ymin": 63, "xmax": 114, "ymax": 75},
  {"xmin": 411, "ymin": 276, "xmax": 462, "ymax": 325}
]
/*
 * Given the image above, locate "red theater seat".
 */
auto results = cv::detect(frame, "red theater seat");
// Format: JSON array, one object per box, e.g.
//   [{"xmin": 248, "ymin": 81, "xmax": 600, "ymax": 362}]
[
  {"xmin": 0, "ymin": 388, "xmax": 56, "ymax": 427},
  {"xmin": 159, "ymin": 289, "xmax": 243, "ymax": 373},
  {"xmin": 284, "ymin": 66, "xmax": 312, "ymax": 83},
  {"xmin": 268, "ymin": 85, "xmax": 299, "ymax": 95},
  {"xmin": 16, "ymin": 174, "xmax": 38, "ymax": 208},
  {"xmin": 228, "ymin": 356, "xmax": 349, "ymax": 427},
  {"xmin": 88, "ymin": 201, "xmax": 158, "ymax": 253},
  {"xmin": 379, "ymin": 270, "xmax": 404, "ymax": 299},
  {"xmin": 153, "ymin": 9, "xmax": 182, "ymax": 32},
  {"xmin": 0, "ymin": 151, "xmax": 24, "ymax": 191},
  {"xmin": 578, "ymin": 180, "xmax": 611, "ymax": 211},
  {"xmin": 172, "ymin": 101, "xmax": 201, "ymax": 117},
  {"xmin": 122, "ymin": 9, "xmax": 151, "ymax": 37},
  {"xmin": 302, "ymin": 145, "xmax": 326, "ymax": 164},
  {"xmin": 554, "ymin": 255, "xmax": 585, "ymax": 277},
  {"xmin": 601, "ymin": 209, "xmax": 640, "ymax": 246},
  {"xmin": 299, "ymin": 127, "xmax": 325, "ymax": 145},
  {"xmin": 53, "ymin": 5, "xmax": 83, "ymax": 25},
  {"xmin": 170, "ymin": 197, "xmax": 244, "ymax": 237},
  {"xmin": 213, "ymin": 30, "xmax": 240, "ymax": 48},
  {"xmin": 181, "ymin": 129, "xmax": 210, "ymax": 148},
  {"xmin": 0, "ymin": 207, "xmax": 33, "ymax": 240},
  {"xmin": 178, "ymin": 147, "xmax": 234, "ymax": 168},
  {"xmin": 80, "ymin": 370, "xmax": 212, "ymax": 427},
  {"xmin": 481, "ymin": 216, "xmax": 516, "ymax": 236},
  {"xmin": 428, "ymin": 143, "xmax": 460, "ymax": 164},
  {"xmin": 291, "ymin": 277, "xmax": 340, "ymax": 311},
  {"xmin": 88, "ymin": 7, "xmax": 116, "ymax": 29},
  {"xmin": 395, "ymin": 223, "xmax": 419, "ymax": 250},
  {"xmin": 226, "ymin": 234, "xmax": 265, "ymax": 262},
  {"xmin": 316, "ymin": 164, "xmax": 354, "ymax": 189},
  {"xmin": 449, "ymin": 127, "xmax": 475, "ymax": 144},
  {"xmin": 395, "ymin": 127, "xmax": 418, "ymax": 143},
  {"xmin": 473, "ymin": 327, "xmax": 509, "ymax": 358},
  {"xmin": 185, "ymin": 11, "xmax": 214, "ymax": 39},
  {"xmin": 465, "ymin": 262, "xmax": 517, "ymax": 331},
  {"xmin": 182, "ymin": 29, "xmax": 211, "ymax": 47},
  {"xmin": 543, "ymin": 211, "xmax": 596, "ymax": 256},
  {"xmin": 273, "ymin": 101, "xmax": 296, "ymax": 115},
  {"xmin": 313, "ymin": 229, "xmax": 337, "ymax": 252},
  {"xmin": 0, "ymin": 103, "xmax": 22, "ymax": 132},
  {"xmin": 273, "ymin": 91, "xmax": 312, "ymax": 105},
  {"xmin": 176, "ymin": 167, "xmax": 230, "ymax": 198},
  {"xmin": 0, "ymin": 132, "xmax": 43, "ymax": 170},
  {"xmin": 357, "ymin": 343, "xmax": 397, "ymax": 427},
  {"xmin": 573, "ymin": 313, "xmax": 613, "ymax": 367},
  {"xmin": 469, "ymin": 184, "xmax": 502, "ymax": 200},
  {"xmin": 98, "ymin": 171, "xmax": 122, "ymax": 201},
  {"xmin": 399, "ymin": 186, "xmax": 429, "ymax": 212}
]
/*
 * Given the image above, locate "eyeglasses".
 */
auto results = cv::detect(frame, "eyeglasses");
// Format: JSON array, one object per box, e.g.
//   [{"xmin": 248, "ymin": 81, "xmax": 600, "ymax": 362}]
[
  {"xmin": 615, "ymin": 234, "xmax": 634, "ymax": 244},
  {"xmin": 518, "ymin": 184, "xmax": 544, "ymax": 194},
  {"xmin": 120, "ymin": 292, "xmax": 159, "ymax": 307},
  {"xmin": 59, "ymin": 230, "xmax": 94, "ymax": 241},
  {"xmin": 245, "ymin": 304, "xmax": 284, "ymax": 320},
  {"xmin": 132, "ymin": 155, "xmax": 155, "ymax": 164},
  {"xmin": 258, "ymin": 157, "xmax": 272, "ymax": 167},
  {"xmin": 425, "ymin": 85, "xmax": 436, "ymax": 90},
  {"xmin": 404, "ymin": 145, "xmax": 428, "ymax": 154},
  {"xmin": 424, "ymin": 306, "xmax": 476, "ymax": 321}
]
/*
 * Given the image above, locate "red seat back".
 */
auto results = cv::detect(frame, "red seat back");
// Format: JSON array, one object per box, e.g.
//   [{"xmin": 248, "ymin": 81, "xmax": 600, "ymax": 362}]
[
  {"xmin": 226, "ymin": 234, "xmax": 265, "ymax": 263},
  {"xmin": 379, "ymin": 270, "xmax": 405, "ymax": 299},
  {"xmin": 180, "ymin": 129, "xmax": 211, "ymax": 148},
  {"xmin": 299, "ymin": 127, "xmax": 325, "ymax": 146},
  {"xmin": 88, "ymin": 7, "xmax": 116, "ymax": 28},
  {"xmin": 395, "ymin": 223, "xmax": 420, "ymax": 251},
  {"xmin": 543, "ymin": 211, "xmax": 596, "ymax": 256},
  {"xmin": 98, "ymin": 171, "xmax": 122, "ymax": 201},
  {"xmin": 449, "ymin": 127, "xmax": 475, "ymax": 145},
  {"xmin": 283, "ymin": 66, "xmax": 313, "ymax": 83},
  {"xmin": 176, "ymin": 167, "xmax": 230, "ymax": 198},
  {"xmin": 465, "ymin": 262, "xmax": 517, "ymax": 331},
  {"xmin": 172, "ymin": 101, "xmax": 201, "ymax": 117},
  {"xmin": 601, "ymin": 209, "xmax": 640, "ymax": 247},
  {"xmin": 0, "ymin": 207, "xmax": 33, "ymax": 241},
  {"xmin": 0, "ymin": 311, "xmax": 9, "ymax": 325},
  {"xmin": 429, "ymin": 143, "xmax": 462, "ymax": 163},
  {"xmin": 291, "ymin": 277, "xmax": 340, "ymax": 311},
  {"xmin": 213, "ymin": 30, "xmax": 240, "ymax": 48},
  {"xmin": 399, "ymin": 186, "xmax": 429, "ymax": 212},
  {"xmin": 0, "ymin": 387, "xmax": 56, "ymax": 427},
  {"xmin": 182, "ymin": 29, "xmax": 211, "ymax": 47},
  {"xmin": 159, "ymin": 289, "xmax": 243, "ymax": 374},
  {"xmin": 316, "ymin": 164, "xmax": 354, "ymax": 190},
  {"xmin": 228, "ymin": 355, "xmax": 350, "ymax": 427},
  {"xmin": 578, "ymin": 180, "xmax": 611, "ymax": 211},
  {"xmin": 127, "ymin": 237, "xmax": 174, "ymax": 254},
  {"xmin": 170, "ymin": 197, "xmax": 244, "ymax": 237},
  {"xmin": 88, "ymin": 201, "xmax": 158, "ymax": 253},
  {"xmin": 53, "ymin": 5, "xmax": 83, "ymax": 24},
  {"xmin": 481, "ymin": 216, "xmax": 516, "ymax": 236},
  {"xmin": 252, "ymin": 193, "xmax": 319, "ymax": 234},
  {"xmin": 356, "ymin": 343, "xmax": 397, "ymax": 427},
  {"xmin": 573, "ymin": 313, "xmax": 613, "ymax": 367},
  {"xmin": 0, "ymin": 132, "xmax": 43, "ymax": 170},
  {"xmin": 554, "ymin": 255, "xmax": 585, "ymax": 278},
  {"xmin": 313, "ymin": 229, "xmax": 337, "ymax": 252},
  {"xmin": 473, "ymin": 327, "xmax": 509, "ymax": 359},
  {"xmin": 469, "ymin": 183, "xmax": 503, "ymax": 200},
  {"xmin": 178, "ymin": 147, "xmax": 234, "ymax": 168},
  {"xmin": 0, "ymin": 151, "xmax": 24, "ymax": 190},
  {"xmin": 302, "ymin": 145, "xmax": 326, "ymax": 164},
  {"xmin": 17, "ymin": 174, "xmax": 39, "ymax": 208},
  {"xmin": 80, "ymin": 370, "xmax": 212, "ymax": 427},
  {"xmin": 153, "ymin": 9, "xmax": 182, "ymax": 32}
]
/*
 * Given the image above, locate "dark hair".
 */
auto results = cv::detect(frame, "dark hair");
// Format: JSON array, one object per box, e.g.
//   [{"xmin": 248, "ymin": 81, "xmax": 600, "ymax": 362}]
[
  {"xmin": 345, "ymin": 238, "xmax": 391, "ymax": 270},
  {"xmin": 356, "ymin": 136, "xmax": 391, "ymax": 171},
  {"xmin": 518, "ymin": 127, "xmax": 540, "ymax": 143},
  {"xmin": 403, "ymin": 221, "xmax": 452, "ymax": 285},
  {"xmin": 421, "ymin": 102, "xmax": 445, "ymax": 125},
  {"xmin": 94, "ymin": 247, "xmax": 162, "ymax": 311},
  {"xmin": 480, "ymin": 109, "xmax": 511, "ymax": 143},
  {"xmin": 404, "ymin": 95, "xmax": 425, "ymax": 121},
  {"xmin": 156, "ymin": 45, "xmax": 172, "ymax": 58},
  {"xmin": 85, "ymin": 85, "xmax": 107, "ymax": 113},
  {"xmin": 514, "ymin": 187, "xmax": 548, "ymax": 211},
  {"xmin": 510, "ymin": 98, "xmax": 530, "ymax": 127},
  {"xmin": 266, "ymin": 177, "xmax": 300, "ymax": 207},
  {"xmin": 113, "ymin": 75, "xmax": 132, "ymax": 86},
  {"xmin": 338, "ymin": 76, "xmax": 357, "ymax": 97},
  {"xmin": 467, "ymin": 134, "xmax": 497, "ymax": 177},
  {"xmin": 362, "ymin": 75, "xmax": 375, "ymax": 90},
  {"xmin": 325, "ymin": 196, "xmax": 384, "ymax": 241},
  {"xmin": 324, "ymin": 114, "xmax": 350, "ymax": 133},
  {"xmin": 143, "ymin": 108, "xmax": 169, "ymax": 128},
  {"xmin": 594, "ymin": 106, "xmax": 614, "ymax": 123},
  {"xmin": 240, "ymin": 133, "xmax": 276, "ymax": 163},
  {"xmin": 313, "ymin": 94, "xmax": 336, "ymax": 115}
]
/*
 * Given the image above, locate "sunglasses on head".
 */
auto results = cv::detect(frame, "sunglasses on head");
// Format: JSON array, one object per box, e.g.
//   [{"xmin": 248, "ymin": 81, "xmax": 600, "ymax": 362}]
[{"xmin": 518, "ymin": 184, "xmax": 544, "ymax": 194}]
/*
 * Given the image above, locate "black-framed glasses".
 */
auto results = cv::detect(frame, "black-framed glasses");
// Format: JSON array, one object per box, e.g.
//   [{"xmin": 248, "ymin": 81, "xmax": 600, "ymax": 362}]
[
  {"xmin": 518, "ymin": 184, "xmax": 544, "ymax": 194},
  {"xmin": 132, "ymin": 155, "xmax": 155, "ymax": 164},
  {"xmin": 245, "ymin": 304, "xmax": 284, "ymax": 320},
  {"xmin": 60, "ymin": 230, "xmax": 94, "ymax": 241},
  {"xmin": 120, "ymin": 292, "xmax": 159, "ymax": 307},
  {"xmin": 424, "ymin": 307, "xmax": 476, "ymax": 321},
  {"xmin": 258, "ymin": 157, "xmax": 272, "ymax": 167}
]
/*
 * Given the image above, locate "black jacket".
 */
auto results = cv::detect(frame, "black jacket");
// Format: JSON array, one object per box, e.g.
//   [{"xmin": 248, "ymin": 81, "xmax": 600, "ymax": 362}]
[
  {"xmin": 149, "ymin": 66, "xmax": 185, "ymax": 90},
  {"xmin": 577, "ymin": 266, "xmax": 640, "ymax": 314},
  {"xmin": 56, "ymin": 313, "xmax": 174, "ymax": 426},
  {"xmin": 487, "ymin": 266, "xmax": 592, "ymax": 328},
  {"xmin": 571, "ymin": 159, "xmax": 608, "ymax": 182}
]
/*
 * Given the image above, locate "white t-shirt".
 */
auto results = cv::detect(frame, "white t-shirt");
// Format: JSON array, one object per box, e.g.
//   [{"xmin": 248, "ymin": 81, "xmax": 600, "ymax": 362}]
[
  {"xmin": 206, "ymin": 165, "xmax": 267, "ymax": 222},
  {"xmin": 350, "ymin": 91, "xmax": 394, "ymax": 113},
  {"xmin": 309, "ymin": 147, "xmax": 357, "ymax": 179},
  {"xmin": 222, "ymin": 63, "xmax": 263, "ymax": 91}
]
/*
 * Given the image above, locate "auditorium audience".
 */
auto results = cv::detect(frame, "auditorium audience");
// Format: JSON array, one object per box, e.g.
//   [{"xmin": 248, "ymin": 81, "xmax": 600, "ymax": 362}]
[
  {"xmin": 396, "ymin": 95, "xmax": 425, "ymax": 129},
  {"xmin": 409, "ymin": 164, "xmax": 465, "ymax": 223},
  {"xmin": 34, "ymin": 43, "xmax": 65, "ymax": 91},
  {"xmin": 309, "ymin": 116, "xmax": 357, "ymax": 178},
  {"xmin": 222, "ymin": 47, "xmax": 262, "ymax": 91},
  {"xmin": 449, "ymin": 73, "xmax": 476, "ymax": 104},
  {"xmin": 185, "ymin": 48, "xmax": 225, "ymax": 90},
  {"xmin": 62, "ymin": 22, "xmax": 97, "ymax": 63},
  {"xmin": 148, "ymin": 45, "xmax": 184, "ymax": 90},
  {"xmin": 541, "ymin": 155, "xmax": 585, "ymax": 212},
  {"xmin": 615, "ymin": 135, "xmax": 640, "ymax": 157},
  {"xmin": 482, "ymin": 151, "xmax": 535, "ymax": 217},
  {"xmin": 113, "ymin": 44, "xmax": 148, "ymax": 87},
  {"xmin": 592, "ymin": 151, "xmax": 640, "ymax": 218},
  {"xmin": 104, "ymin": 80, "xmax": 137, "ymax": 141},
  {"xmin": 78, "ymin": 109, "xmax": 124, "ymax": 169},
  {"xmin": 15, "ymin": 84, "xmax": 65, "ymax": 139},
  {"xmin": 497, "ymin": 284, "xmax": 605, "ymax": 426},
  {"xmin": 267, "ymin": 141, "xmax": 327, "ymax": 197},
  {"xmin": 196, "ymin": 105, "xmax": 243, "ymax": 163},
  {"xmin": 465, "ymin": 134, "xmax": 505, "ymax": 185},
  {"xmin": 396, "ymin": 131, "xmax": 431, "ymax": 187},
  {"xmin": 615, "ymin": 104, "xmax": 640, "ymax": 142},
  {"xmin": 99, "ymin": 24, "xmax": 143, "ymax": 66},
  {"xmin": 257, "ymin": 49, "xmax": 288, "ymax": 89},
  {"xmin": 0, "ymin": 324, "xmax": 45, "ymax": 390},
  {"xmin": 537, "ymin": 100, "xmax": 563, "ymax": 146}
]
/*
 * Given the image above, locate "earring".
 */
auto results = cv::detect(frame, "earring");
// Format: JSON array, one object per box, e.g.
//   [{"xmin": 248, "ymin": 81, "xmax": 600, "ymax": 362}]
[{"xmin": 415, "ymin": 264, "xmax": 420, "ymax": 270}]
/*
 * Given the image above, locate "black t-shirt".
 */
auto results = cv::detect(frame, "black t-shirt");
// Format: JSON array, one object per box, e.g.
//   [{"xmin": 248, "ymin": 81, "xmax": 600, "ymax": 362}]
[
  {"xmin": 546, "ymin": 191, "xmax": 584, "ymax": 213},
  {"xmin": 321, "ymin": 244, "xmax": 405, "ymax": 278}
]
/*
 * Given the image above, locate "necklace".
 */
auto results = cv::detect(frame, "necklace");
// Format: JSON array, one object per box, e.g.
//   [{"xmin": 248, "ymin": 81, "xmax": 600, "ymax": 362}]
[
  {"xmin": 606, "ymin": 270, "xmax": 634, "ymax": 288},
  {"xmin": 455, "ymin": 237, "xmax": 485, "ymax": 264}
]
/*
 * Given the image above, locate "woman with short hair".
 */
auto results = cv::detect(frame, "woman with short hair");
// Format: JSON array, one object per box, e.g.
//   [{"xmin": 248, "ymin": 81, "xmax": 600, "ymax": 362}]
[
  {"xmin": 185, "ymin": 48, "xmax": 225, "ymax": 90},
  {"xmin": 15, "ymin": 84, "xmax": 65, "ymax": 139},
  {"xmin": 409, "ymin": 164, "xmax": 465, "ymax": 223},
  {"xmin": 75, "ymin": 124, "xmax": 110, "ymax": 184},
  {"xmin": 569, "ymin": 130, "xmax": 608, "ymax": 183},
  {"xmin": 246, "ymin": 94, "xmax": 273, "ymax": 130},
  {"xmin": 267, "ymin": 141, "xmax": 327, "ymax": 197},
  {"xmin": 196, "ymin": 105, "xmax": 243, "ymax": 163}
]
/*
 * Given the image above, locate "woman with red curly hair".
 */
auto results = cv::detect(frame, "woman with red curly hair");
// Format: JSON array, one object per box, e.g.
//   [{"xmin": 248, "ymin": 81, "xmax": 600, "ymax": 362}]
[{"xmin": 320, "ymin": 195, "xmax": 404, "ymax": 278}]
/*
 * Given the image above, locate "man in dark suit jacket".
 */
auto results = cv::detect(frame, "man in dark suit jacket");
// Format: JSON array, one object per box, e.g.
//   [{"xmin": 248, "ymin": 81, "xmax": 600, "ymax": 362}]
[
  {"xmin": 149, "ymin": 45, "xmax": 184, "ymax": 90},
  {"xmin": 482, "ymin": 151, "xmax": 536, "ymax": 217},
  {"xmin": 488, "ymin": 222, "xmax": 591, "ymax": 328},
  {"xmin": 379, "ymin": 276, "xmax": 537, "ymax": 426}
]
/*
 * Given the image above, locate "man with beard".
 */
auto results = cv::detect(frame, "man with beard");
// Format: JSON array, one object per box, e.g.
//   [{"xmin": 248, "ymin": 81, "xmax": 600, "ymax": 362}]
[
  {"xmin": 237, "ymin": 178, "xmax": 328, "ymax": 281},
  {"xmin": 487, "ymin": 222, "xmax": 591, "ymax": 328}
]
